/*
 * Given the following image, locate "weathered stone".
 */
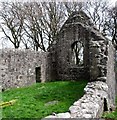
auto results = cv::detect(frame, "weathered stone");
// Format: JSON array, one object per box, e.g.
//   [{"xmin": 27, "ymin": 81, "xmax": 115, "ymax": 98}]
[
  {"xmin": 73, "ymin": 100, "xmax": 81, "ymax": 105},
  {"xmin": 69, "ymin": 106, "xmax": 79, "ymax": 113},
  {"xmin": 107, "ymin": 41, "xmax": 116, "ymax": 107},
  {"xmin": 45, "ymin": 100, "xmax": 59, "ymax": 106},
  {"xmin": 45, "ymin": 115, "xmax": 57, "ymax": 118},
  {"xmin": 56, "ymin": 112, "xmax": 71, "ymax": 118},
  {"xmin": 82, "ymin": 114, "xmax": 92, "ymax": 118},
  {"xmin": 97, "ymin": 77, "xmax": 107, "ymax": 82},
  {"xmin": 68, "ymin": 81, "xmax": 109, "ymax": 118},
  {"xmin": 0, "ymin": 49, "xmax": 48, "ymax": 90},
  {"xmin": 84, "ymin": 87, "xmax": 95, "ymax": 93},
  {"xmin": 45, "ymin": 112, "xmax": 71, "ymax": 118},
  {"xmin": 0, "ymin": 11, "xmax": 115, "ymax": 120}
]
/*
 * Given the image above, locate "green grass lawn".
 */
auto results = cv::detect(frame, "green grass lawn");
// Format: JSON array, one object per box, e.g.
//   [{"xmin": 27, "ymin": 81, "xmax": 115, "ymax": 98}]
[
  {"xmin": 102, "ymin": 98, "xmax": 117, "ymax": 120},
  {"xmin": 1, "ymin": 80, "xmax": 87, "ymax": 119}
]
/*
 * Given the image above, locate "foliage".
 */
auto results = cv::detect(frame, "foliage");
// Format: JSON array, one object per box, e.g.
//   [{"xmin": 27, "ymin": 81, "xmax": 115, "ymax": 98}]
[
  {"xmin": 2, "ymin": 81, "xmax": 87, "ymax": 118},
  {"xmin": 102, "ymin": 98, "xmax": 117, "ymax": 120}
]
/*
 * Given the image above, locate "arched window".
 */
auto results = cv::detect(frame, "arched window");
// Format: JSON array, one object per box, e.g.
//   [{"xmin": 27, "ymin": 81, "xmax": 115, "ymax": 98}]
[{"xmin": 71, "ymin": 41, "xmax": 84, "ymax": 65}]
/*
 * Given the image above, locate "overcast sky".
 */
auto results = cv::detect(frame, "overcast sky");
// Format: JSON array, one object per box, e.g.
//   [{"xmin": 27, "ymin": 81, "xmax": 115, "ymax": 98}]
[{"xmin": 0, "ymin": 0, "xmax": 116, "ymax": 49}]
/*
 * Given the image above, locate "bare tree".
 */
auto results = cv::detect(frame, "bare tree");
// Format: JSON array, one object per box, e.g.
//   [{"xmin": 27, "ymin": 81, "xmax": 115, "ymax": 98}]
[
  {"xmin": 40, "ymin": 2, "xmax": 65, "ymax": 50},
  {"xmin": 107, "ymin": 6, "xmax": 117, "ymax": 46},
  {"xmin": 0, "ymin": 1, "xmax": 115, "ymax": 51},
  {"xmin": 0, "ymin": 2, "xmax": 25, "ymax": 48},
  {"xmin": 0, "ymin": 2, "xmax": 66, "ymax": 51},
  {"xmin": 22, "ymin": 2, "xmax": 45, "ymax": 51},
  {"xmin": 84, "ymin": 0, "xmax": 109, "ymax": 33},
  {"xmin": 63, "ymin": 2, "xmax": 85, "ymax": 16},
  {"xmin": 22, "ymin": 2, "xmax": 65, "ymax": 51}
]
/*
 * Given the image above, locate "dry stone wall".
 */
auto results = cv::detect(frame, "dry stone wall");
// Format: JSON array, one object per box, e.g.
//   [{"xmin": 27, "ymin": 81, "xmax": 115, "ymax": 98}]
[
  {"xmin": 89, "ymin": 39, "xmax": 116, "ymax": 109},
  {"xmin": 0, "ymin": 49, "xmax": 48, "ymax": 90},
  {"xmin": 45, "ymin": 81, "xmax": 109, "ymax": 118}
]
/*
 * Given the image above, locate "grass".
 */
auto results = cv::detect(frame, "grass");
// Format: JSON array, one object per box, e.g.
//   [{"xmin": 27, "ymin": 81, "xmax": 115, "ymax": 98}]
[
  {"xmin": 102, "ymin": 98, "xmax": 117, "ymax": 120},
  {"xmin": 1, "ymin": 80, "xmax": 87, "ymax": 119}
]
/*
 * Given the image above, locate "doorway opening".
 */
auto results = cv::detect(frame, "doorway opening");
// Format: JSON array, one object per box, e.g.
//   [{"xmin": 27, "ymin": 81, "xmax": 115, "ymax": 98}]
[{"xmin": 35, "ymin": 67, "xmax": 41, "ymax": 82}]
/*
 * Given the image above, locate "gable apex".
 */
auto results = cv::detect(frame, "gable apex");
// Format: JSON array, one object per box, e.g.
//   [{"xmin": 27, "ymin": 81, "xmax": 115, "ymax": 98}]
[{"xmin": 65, "ymin": 11, "xmax": 93, "ymax": 26}]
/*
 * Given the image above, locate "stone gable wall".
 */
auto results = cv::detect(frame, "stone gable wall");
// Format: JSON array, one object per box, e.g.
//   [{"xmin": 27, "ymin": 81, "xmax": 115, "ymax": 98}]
[{"xmin": 54, "ymin": 22, "xmax": 90, "ymax": 81}]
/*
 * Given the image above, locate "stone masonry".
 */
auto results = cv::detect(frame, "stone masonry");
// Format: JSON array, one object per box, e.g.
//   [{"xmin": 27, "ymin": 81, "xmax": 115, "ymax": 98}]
[
  {"xmin": 49, "ymin": 11, "xmax": 92, "ymax": 80},
  {"xmin": 0, "ymin": 11, "xmax": 116, "ymax": 118},
  {"xmin": 44, "ymin": 81, "xmax": 109, "ymax": 118},
  {"xmin": 44, "ymin": 11, "xmax": 116, "ymax": 118},
  {"xmin": 0, "ymin": 49, "xmax": 47, "ymax": 90}
]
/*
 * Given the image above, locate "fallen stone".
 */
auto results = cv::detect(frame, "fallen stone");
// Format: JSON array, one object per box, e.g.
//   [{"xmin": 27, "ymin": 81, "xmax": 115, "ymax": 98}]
[
  {"xmin": 69, "ymin": 105, "xmax": 79, "ymax": 113},
  {"xmin": 73, "ymin": 100, "xmax": 81, "ymax": 106},
  {"xmin": 82, "ymin": 114, "xmax": 92, "ymax": 118},
  {"xmin": 45, "ymin": 115, "xmax": 57, "ymax": 118},
  {"xmin": 45, "ymin": 100, "xmax": 59, "ymax": 106},
  {"xmin": 56, "ymin": 112, "xmax": 71, "ymax": 118}
]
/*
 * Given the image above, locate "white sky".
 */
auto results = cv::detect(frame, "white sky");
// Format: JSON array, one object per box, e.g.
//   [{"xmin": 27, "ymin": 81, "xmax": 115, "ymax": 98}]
[
  {"xmin": 110, "ymin": 0, "xmax": 117, "ymax": 6},
  {"xmin": 0, "ymin": 0, "xmax": 116, "ymax": 49}
]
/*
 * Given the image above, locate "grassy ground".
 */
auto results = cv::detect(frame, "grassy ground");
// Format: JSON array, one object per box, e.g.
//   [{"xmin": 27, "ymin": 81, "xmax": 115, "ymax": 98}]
[
  {"xmin": 1, "ymin": 80, "xmax": 87, "ymax": 119},
  {"xmin": 102, "ymin": 98, "xmax": 117, "ymax": 120}
]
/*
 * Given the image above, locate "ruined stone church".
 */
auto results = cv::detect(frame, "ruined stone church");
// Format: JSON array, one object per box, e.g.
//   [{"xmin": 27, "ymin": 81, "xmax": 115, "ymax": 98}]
[{"xmin": 0, "ymin": 11, "xmax": 116, "ymax": 118}]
